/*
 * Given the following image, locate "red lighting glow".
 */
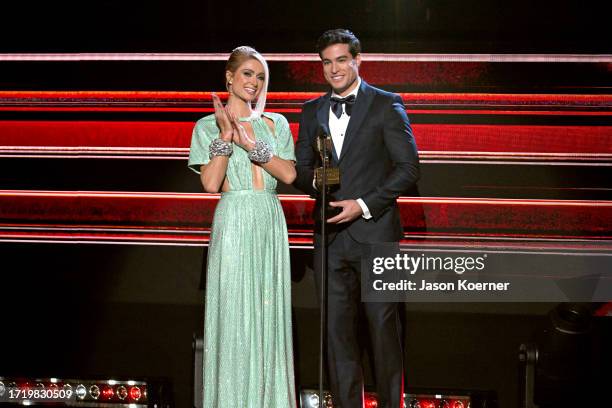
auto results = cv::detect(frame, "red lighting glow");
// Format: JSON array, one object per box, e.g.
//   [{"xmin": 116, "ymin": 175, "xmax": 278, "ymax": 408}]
[
  {"xmin": 129, "ymin": 386, "xmax": 142, "ymax": 401},
  {"xmin": 19, "ymin": 382, "xmax": 32, "ymax": 391},
  {"xmin": 364, "ymin": 392, "xmax": 378, "ymax": 408},
  {"xmin": 420, "ymin": 400, "xmax": 436, "ymax": 408},
  {"xmin": 452, "ymin": 401, "xmax": 465, "ymax": 408},
  {"xmin": 101, "ymin": 385, "xmax": 114, "ymax": 400},
  {"xmin": 116, "ymin": 385, "xmax": 128, "ymax": 400}
]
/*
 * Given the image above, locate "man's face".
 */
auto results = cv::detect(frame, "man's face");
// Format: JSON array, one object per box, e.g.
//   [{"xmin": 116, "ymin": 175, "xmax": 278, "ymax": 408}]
[{"xmin": 320, "ymin": 43, "xmax": 361, "ymax": 96}]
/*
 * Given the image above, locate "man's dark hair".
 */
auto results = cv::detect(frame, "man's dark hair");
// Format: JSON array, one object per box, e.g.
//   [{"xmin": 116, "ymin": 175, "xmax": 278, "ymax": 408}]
[{"xmin": 316, "ymin": 29, "xmax": 361, "ymax": 58}]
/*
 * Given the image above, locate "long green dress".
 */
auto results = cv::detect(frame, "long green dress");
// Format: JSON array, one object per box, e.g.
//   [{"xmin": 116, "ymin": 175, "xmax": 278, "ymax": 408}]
[{"xmin": 188, "ymin": 112, "xmax": 297, "ymax": 408}]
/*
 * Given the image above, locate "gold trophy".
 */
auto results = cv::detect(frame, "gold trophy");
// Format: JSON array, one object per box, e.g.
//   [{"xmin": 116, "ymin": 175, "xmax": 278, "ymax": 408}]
[{"xmin": 314, "ymin": 131, "xmax": 341, "ymax": 218}]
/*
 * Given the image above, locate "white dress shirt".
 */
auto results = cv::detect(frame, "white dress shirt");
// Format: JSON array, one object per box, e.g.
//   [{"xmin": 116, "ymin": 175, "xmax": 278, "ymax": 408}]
[{"xmin": 328, "ymin": 78, "xmax": 360, "ymax": 159}]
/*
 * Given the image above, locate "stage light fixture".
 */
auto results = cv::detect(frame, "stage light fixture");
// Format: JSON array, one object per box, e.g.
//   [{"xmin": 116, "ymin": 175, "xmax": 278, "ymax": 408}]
[
  {"xmin": 308, "ymin": 392, "xmax": 319, "ymax": 407},
  {"xmin": 101, "ymin": 385, "xmax": 114, "ymax": 400},
  {"xmin": 90, "ymin": 384, "xmax": 100, "ymax": 399},
  {"xmin": 520, "ymin": 303, "xmax": 602, "ymax": 407},
  {"xmin": 421, "ymin": 400, "xmax": 436, "ymax": 408},
  {"xmin": 364, "ymin": 391, "xmax": 378, "ymax": 407},
  {"xmin": 0, "ymin": 376, "xmax": 164, "ymax": 407},
  {"xmin": 452, "ymin": 401, "xmax": 465, "ymax": 408},
  {"xmin": 409, "ymin": 399, "xmax": 421, "ymax": 408},
  {"xmin": 299, "ymin": 389, "xmax": 474, "ymax": 408},
  {"xmin": 116, "ymin": 385, "xmax": 128, "ymax": 400},
  {"xmin": 75, "ymin": 384, "xmax": 87, "ymax": 399},
  {"xmin": 129, "ymin": 385, "xmax": 142, "ymax": 401},
  {"xmin": 300, "ymin": 389, "xmax": 334, "ymax": 407}
]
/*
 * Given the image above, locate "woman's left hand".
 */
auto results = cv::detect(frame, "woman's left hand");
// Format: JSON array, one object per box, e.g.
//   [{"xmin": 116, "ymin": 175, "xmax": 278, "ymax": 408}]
[{"xmin": 226, "ymin": 108, "xmax": 256, "ymax": 151}]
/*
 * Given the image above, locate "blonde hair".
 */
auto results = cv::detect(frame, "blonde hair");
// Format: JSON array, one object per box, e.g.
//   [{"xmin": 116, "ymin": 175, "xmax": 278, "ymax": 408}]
[{"xmin": 225, "ymin": 46, "xmax": 269, "ymax": 119}]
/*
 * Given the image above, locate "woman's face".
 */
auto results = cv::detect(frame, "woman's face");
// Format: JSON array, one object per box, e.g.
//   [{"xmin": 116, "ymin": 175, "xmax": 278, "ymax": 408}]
[{"xmin": 227, "ymin": 58, "xmax": 265, "ymax": 102}]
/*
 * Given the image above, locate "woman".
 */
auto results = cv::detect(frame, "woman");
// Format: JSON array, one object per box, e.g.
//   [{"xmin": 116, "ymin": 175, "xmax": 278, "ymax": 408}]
[{"xmin": 188, "ymin": 46, "xmax": 297, "ymax": 407}]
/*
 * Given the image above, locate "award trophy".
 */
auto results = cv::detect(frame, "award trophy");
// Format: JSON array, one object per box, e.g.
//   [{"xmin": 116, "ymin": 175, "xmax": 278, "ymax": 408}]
[{"xmin": 314, "ymin": 129, "xmax": 341, "ymax": 218}]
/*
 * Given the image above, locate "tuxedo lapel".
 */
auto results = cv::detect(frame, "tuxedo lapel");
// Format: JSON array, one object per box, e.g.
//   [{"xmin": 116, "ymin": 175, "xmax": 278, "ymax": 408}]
[
  {"xmin": 315, "ymin": 93, "xmax": 339, "ymax": 163},
  {"xmin": 338, "ymin": 80, "xmax": 374, "ymax": 164}
]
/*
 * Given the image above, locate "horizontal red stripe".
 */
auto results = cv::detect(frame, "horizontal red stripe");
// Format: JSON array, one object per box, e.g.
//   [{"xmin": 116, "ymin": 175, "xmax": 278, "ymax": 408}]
[
  {"xmin": 0, "ymin": 107, "xmax": 610, "ymax": 116},
  {"xmin": 1, "ymin": 91, "xmax": 611, "ymax": 105},
  {"xmin": 408, "ymin": 110, "xmax": 612, "ymax": 116},
  {"xmin": 1, "ymin": 52, "xmax": 610, "ymax": 63},
  {"xmin": 0, "ymin": 121, "xmax": 193, "ymax": 148},
  {"xmin": 1, "ymin": 121, "xmax": 610, "ymax": 154},
  {"xmin": 413, "ymin": 124, "xmax": 612, "ymax": 153},
  {"xmin": 0, "ymin": 107, "xmax": 220, "ymax": 113},
  {"xmin": 0, "ymin": 191, "xmax": 610, "ymax": 238},
  {"xmin": 1, "ymin": 230, "xmax": 610, "ymax": 248},
  {"xmin": 286, "ymin": 60, "xmax": 612, "ymax": 87}
]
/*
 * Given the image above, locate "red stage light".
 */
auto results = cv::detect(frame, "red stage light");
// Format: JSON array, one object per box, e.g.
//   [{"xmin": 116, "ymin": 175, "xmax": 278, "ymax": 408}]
[
  {"xmin": 452, "ymin": 400, "xmax": 465, "ymax": 408},
  {"xmin": 364, "ymin": 393, "xmax": 378, "ymax": 408},
  {"xmin": 116, "ymin": 385, "xmax": 128, "ymax": 400},
  {"xmin": 129, "ymin": 386, "xmax": 142, "ymax": 401},
  {"xmin": 420, "ymin": 400, "xmax": 436, "ymax": 408},
  {"xmin": 101, "ymin": 385, "xmax": 114, "ymax": 400},
  {"xmin": 19, "ymin": 382, "xmax": 32, "ymax": 391}
]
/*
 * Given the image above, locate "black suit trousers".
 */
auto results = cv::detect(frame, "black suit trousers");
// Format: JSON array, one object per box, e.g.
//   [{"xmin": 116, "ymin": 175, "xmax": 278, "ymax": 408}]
[{"xmin": 314, "ymin": 230, "xmax": 404, "ymax": 408}]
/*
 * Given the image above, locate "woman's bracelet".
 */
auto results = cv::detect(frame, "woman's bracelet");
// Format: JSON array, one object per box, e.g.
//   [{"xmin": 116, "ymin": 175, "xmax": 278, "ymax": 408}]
[
  {"xmin": 248, "ymin": 140, "xmax": 273, "ymax": 163},
  {"xmin": 209, "ymin": 138, "xmax": 233, "ymax": 159}
]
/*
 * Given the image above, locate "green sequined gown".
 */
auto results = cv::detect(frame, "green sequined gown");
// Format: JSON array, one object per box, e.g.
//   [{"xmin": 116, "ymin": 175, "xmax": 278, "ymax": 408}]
[{"xmin": 188, "ymin": 112, "xmax": 297, "ymax": 408}]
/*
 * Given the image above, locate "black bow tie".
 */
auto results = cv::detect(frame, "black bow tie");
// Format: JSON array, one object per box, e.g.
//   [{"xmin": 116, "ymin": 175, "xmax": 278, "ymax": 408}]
[{"xmin": 330, "ymin": 94, "xmax": 356, "ymax": 119}]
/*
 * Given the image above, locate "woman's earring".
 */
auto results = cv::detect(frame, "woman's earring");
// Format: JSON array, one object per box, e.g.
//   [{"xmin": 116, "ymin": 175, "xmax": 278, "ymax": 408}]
[{"xmin": 228, "ymin": 81, "xmax": 233, "ymax": 95}]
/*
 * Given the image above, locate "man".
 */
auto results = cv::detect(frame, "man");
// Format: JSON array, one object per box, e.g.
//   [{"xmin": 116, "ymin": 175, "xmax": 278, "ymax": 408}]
[{"xmin": 293, "ymin": 29, "xmax": 420, "ymax": 408}]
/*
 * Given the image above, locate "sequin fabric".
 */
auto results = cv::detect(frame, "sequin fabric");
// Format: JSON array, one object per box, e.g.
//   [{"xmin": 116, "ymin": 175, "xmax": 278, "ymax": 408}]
[{"xmin": 188, "ymin": 112, "xmax": 297, "ymax": 407}]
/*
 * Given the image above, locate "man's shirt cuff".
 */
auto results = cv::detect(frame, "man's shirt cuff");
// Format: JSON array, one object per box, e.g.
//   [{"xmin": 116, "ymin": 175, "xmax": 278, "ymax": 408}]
[{"xmin": 356, "ymin": 198, "xmax": 372, "ymax": 219}]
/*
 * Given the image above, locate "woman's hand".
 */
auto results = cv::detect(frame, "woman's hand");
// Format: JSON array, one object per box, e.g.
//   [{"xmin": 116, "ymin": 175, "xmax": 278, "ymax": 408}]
[
  {"xmin": 212, "ymin": 93, "xmax": 233, "ymax": 142},
  {"xmin": 226, "ymin": 108, "xmax": 256, "ymax": 151}
]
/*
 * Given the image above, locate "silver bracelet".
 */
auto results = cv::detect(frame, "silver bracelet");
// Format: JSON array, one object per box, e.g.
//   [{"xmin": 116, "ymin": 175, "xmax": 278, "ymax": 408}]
[
  {"xmin": 209, "ymin": 138, "xmax": 233, "ymax": 159},
  {"xmin": 247, "ymin": 140, "xmax": 273, "ymax": 163}
]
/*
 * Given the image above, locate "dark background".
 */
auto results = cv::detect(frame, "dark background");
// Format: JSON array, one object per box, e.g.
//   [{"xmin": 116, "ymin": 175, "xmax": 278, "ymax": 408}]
[
  {"xmin": 1, "ymin": 1, "xmax": 610, "ymax": 407},
  {"xmin": 0, "ymin": 0, "xmax": 610, "ymax": 53}
]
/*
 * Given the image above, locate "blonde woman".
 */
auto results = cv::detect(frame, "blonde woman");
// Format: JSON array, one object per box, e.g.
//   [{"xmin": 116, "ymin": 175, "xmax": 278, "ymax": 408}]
[{"xmin": 188, "ymin": 46, "xmax": 297, "ymax": 407}]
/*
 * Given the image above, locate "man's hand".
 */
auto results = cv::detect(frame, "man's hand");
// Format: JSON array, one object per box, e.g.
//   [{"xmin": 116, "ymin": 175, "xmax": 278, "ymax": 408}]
[{"xmin": 326, "ymin": 200, "xmax": 363, "ymax": 224}]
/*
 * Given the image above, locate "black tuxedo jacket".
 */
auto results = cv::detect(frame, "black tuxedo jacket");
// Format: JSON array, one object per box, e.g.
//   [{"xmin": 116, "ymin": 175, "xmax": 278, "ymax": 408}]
[{"xmin": 294, "ymin": 80, "xmax": 420, "ymax": 243}]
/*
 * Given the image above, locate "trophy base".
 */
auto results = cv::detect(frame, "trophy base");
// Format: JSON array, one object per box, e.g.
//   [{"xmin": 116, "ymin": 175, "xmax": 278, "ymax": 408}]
[{"xmin": 315, "ymin": 167, "xmax": 340, "ymax": 187}]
